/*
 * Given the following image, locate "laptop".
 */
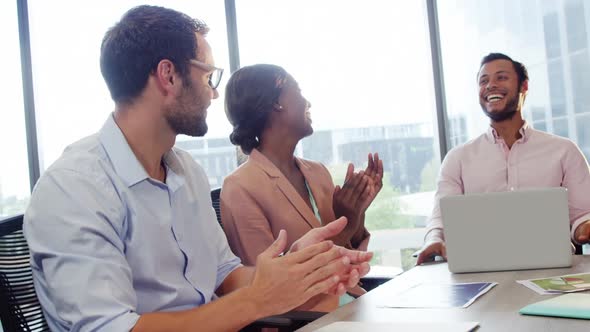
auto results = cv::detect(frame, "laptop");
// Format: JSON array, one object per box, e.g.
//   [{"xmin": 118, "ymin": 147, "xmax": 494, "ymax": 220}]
[{"xmin": 441, "ymin": 187, "xmax": 572, "ymax": 273}]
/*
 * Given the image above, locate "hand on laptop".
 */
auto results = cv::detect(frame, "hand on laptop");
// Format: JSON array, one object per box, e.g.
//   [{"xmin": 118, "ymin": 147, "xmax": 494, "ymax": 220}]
[
  {"xmin": 415, "ymin": 241, "xmax": 447, "ymax": 265},
  {"xmin": 574, "ymin": 220, "xmax": 590, "ymax": 244}
]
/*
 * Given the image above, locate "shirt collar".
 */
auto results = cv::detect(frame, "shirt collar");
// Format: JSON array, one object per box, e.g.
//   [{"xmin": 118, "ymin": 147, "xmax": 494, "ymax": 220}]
[
  {"xmin": 163, "ymin": 148, "xmax": 185, "ymax": 178},
  {"xmin": 99, "ymin": 113, "xmax": 149, "ymax": 187},
  {"xmin": 99, "ymin": 114, "xmax": 188, "ymax": 188},
  {"xmin": 99, "ymin": 114, "xmax": 148, "ymax": 187},
  {"xmin": 162, "ymin": 148, "xmax": 187, "ymax": 193},
  {"xmin": 486, "ymin": 120, "xmax": 531, "ymax": 143}
]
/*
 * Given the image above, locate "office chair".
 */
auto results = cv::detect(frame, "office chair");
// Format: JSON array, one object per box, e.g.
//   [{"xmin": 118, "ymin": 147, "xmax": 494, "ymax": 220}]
[
  {"xmin": 210, "ymin": 188, "xmax": 326, "ymax": 332},
  {"xmin": 0, "ymin": 214, "xmax": 50, "ymax": 332}
]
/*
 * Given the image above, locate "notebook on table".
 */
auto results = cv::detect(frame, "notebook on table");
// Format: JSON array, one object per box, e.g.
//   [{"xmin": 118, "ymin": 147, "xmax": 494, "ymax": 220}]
[{"xmin": 520, "ymin": 293, "xmax": 590, "ymax": 319}]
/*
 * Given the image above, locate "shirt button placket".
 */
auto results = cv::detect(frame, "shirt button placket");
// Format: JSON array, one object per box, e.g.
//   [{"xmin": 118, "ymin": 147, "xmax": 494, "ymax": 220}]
[{"xmin": 507, "ymin": 144, "xmax": 517, "ymax": 191}]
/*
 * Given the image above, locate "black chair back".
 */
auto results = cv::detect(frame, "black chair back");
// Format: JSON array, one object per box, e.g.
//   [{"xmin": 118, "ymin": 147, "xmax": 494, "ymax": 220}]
[
  {"xmin": 211, "ymin": 188, "xmax": 223, "ymax": 227},
  {"xmin": 0, "ymin": 214, "xmax": 50, "ymax": 332}
]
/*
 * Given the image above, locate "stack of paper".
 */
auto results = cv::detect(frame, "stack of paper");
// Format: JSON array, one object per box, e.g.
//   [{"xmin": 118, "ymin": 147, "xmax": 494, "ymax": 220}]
[
  {"xmin": 378, "ymin": 282, "xmax": 497, "ymax": 308},
  {"xmin": 517, "ymin": 272, "xmax": 590, "ymax": 295}
]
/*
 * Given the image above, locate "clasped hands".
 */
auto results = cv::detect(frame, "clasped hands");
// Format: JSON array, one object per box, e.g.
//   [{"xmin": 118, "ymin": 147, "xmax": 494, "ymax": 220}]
[{"xmin": 249, "ymin": 217, "xmax": 373, "ymax": 316}]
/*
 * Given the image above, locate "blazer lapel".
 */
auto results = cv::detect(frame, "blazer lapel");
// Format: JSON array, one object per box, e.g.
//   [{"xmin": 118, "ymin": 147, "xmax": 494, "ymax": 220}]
[
  {"xmin": 249, "ymin": 150, "xmax": 321, "ymax": 229},
  {"xmin": 296, "ymin": 158, "xmax": 336, "ymax": 225}
]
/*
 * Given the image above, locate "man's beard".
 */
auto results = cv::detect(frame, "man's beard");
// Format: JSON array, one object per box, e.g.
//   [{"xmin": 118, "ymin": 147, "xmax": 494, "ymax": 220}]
[
  {"xmin": 165, "ymin": 83, "xmax": 209, "ymax": 137},
  {"xmin": 480, "ymin": 93, "xmax": 519, "ymax": 122}
]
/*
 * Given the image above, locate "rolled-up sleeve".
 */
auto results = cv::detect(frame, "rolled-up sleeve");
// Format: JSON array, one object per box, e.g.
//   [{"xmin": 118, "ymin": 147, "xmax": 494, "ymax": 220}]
[
  {"xmin": 24, "ymin": 168, "xmax": 140, "ymax": 332},
  {"xmin": 562, "ymin": 142, "xmax": 590, "ymax": 242},
  {"xmin": 212, "ymin": 208, "xmax": 243, "ymax": 291},
  {"xmin": 424, "ymin": 148, "xmax": 465, "ymax": 244}
]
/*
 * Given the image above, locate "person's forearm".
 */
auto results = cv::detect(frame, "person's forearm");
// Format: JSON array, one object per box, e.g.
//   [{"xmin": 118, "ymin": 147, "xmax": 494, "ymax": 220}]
[
  {"xmin": 424, "ymin": 228, "xmax": 444, "ymax": 244},
  {"xmin": 132, "ymin": 286, "xmax": 265, "ymax": 332},
  {"xmin": 216, "ymin": 266, "xmax": 255, "ymax": 296},
  {"xmin": 350, "ymin": 213, "xmax": 368, "ymax": 248},
  {"xmin": 330, "ymin": 214, "xmax": 368, "ymax": 248},
  {"xmin": 330, "ymin": 224, "xmax": 357, "ymax": 247}
]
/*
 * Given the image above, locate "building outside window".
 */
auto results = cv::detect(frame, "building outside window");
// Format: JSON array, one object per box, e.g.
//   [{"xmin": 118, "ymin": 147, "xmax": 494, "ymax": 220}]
[{"xmin": 438, "ymin": 0, "xmax": 590, "ymax": 162}]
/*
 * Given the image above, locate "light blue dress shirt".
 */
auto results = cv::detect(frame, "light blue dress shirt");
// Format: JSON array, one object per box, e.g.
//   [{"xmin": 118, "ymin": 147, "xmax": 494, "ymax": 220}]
[{"xmin": 24, "ymin": 115, "xmax": 241, "ymax": 332}]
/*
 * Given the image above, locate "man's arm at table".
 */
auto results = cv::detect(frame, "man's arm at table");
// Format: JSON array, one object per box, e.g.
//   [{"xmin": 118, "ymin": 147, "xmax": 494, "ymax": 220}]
[
  {"xmin": 133, "ymin": 231, "xmax": 358, "ymax": 332},
  {"xmin": 133, "ymin": 277, "xmax": 262, "ymax": 332},
  {"xmin": 562, "ymin": 141, "xmax": 590, "ymax": 244},
  {"xmin": 416, "ymin": 148, "xmax": 464, "ymax": 265}
]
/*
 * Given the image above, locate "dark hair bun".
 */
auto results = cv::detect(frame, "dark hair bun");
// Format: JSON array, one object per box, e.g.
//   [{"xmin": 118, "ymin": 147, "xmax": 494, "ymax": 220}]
[{"xmin": 229, "ymin": 126, "xmax": 259, "ymax": 154}]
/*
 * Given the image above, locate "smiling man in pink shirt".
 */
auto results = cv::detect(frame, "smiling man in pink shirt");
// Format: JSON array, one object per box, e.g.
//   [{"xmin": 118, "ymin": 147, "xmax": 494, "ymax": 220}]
[{"xmin": 416, "ymin": 53, "xmax": 590, "ymax": 265}]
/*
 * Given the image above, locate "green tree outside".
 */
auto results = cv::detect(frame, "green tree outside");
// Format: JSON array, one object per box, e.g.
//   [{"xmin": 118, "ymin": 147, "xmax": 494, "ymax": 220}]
[{"xmin": 327, "ymin": 163, "xmax": 414, "ymax": 231}]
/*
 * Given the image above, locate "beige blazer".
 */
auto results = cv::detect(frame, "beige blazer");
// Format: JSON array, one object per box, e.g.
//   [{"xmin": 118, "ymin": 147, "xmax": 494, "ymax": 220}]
[{"xmin": 221, "ymin": 149, "xmax": 368, "ymax": 311}]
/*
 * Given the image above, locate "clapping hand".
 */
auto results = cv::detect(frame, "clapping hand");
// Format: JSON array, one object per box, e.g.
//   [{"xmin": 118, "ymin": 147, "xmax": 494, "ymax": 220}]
[
  {"xmin": 362, "ymin": 153, "xmax": 384, "ymax": 209},
  {"xmin": 333, "ymin": 165, "xmax": 373, "ymax": 230},
  {"xmin": 290, "ymin": 217, "xmax": 373, "ymax": 295},
  {"xmin": 332, "ymin": 153, "xmax": 384, "ymax": 231}
]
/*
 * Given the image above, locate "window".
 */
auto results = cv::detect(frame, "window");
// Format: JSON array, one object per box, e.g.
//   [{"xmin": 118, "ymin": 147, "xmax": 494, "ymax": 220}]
[
  {"xmin": 547, "ymin": 60, "xmax": 567, "ymax": 117},
  {"xmin": 0, "ymin": 0, "xmax": 30, "ymax": 218},
  {"xmin": 438, "ymin": 0, "xmax": 590, "ymax": 157},
  {"xmin": 236, "ymin": 0, "xmax": 440, "ymax": 271},
  {"xmin": 570, "ymin": 50, "xmax": 590, "ymax": 114},
  {"xmin": 531, "ymin": 107, "xmax": 546, "ymax": 123},
  {"xmin": 553, "ymin": 118, "xmax": 569, "ymax": 138},
  {"xmin": 543, "ymin": 13, "xmax": 561, "ymax": 59},
  {"xmin": 448, "ymin": 115, "xmax": 468, "ymax": 149},
  {"xmin": 565, "ymin": 0, "xmax": 587, "ymax": 52},
  {"xmin": 577, "ymin": 114, "xmax": 590, "ymax": 161},
  {"xmin": 27, "ymin": 1, "xmax": 235, "ymax": 186}
]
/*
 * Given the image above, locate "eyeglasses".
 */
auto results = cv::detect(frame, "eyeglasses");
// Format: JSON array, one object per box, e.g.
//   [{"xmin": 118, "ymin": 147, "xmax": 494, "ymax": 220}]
[{"xmin": 190, "ymin": 59, "xmax": 224, "ymax": 90}]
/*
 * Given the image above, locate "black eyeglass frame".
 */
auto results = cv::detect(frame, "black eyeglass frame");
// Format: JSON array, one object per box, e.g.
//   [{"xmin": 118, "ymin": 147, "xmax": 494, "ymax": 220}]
[{"xmin": 190, "ymin": 59, "xmax": 224, "ymax": 89}]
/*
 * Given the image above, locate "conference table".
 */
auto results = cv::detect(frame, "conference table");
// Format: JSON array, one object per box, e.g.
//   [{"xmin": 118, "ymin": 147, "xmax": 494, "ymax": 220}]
[{"xmin": 298, "ymin": 255, "xmax": 590, "ymax": 331}]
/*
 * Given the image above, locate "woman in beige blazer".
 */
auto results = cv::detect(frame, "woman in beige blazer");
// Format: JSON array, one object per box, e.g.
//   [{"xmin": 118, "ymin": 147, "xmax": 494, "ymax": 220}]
[{"xmin": 221, "ymin": 64, "xmax": 383, "ymax": 312}]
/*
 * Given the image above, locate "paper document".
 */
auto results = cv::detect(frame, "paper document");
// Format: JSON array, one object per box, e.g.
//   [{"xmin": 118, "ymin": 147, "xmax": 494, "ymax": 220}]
[
  {"xmin": 520, "ymin": 293, "xmax": 590, "ymax": 319},
  {"xmin": 364, "ymin": 265, "xmax": 403, "ymax": 279},
  {"xmin": 517, "ymin": 272, "xmax": 590, "ymax": 295},
  {"xmin": 313, "ymin": 321, "xmax": 479, "ymax": 332},
  {"xmin": 378, "ymin": 282, "xmax": 497, "ymax": 308}
]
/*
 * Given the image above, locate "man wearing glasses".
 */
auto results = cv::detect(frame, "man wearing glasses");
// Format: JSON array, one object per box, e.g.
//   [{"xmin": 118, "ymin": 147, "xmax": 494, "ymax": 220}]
[{"xmin": 23, "ymin": 5, "xmax": 371, "ymax": 332}]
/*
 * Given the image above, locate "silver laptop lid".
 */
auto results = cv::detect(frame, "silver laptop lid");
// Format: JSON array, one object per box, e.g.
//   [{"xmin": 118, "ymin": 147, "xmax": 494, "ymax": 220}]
[{"xmin": 441, "ymin": 187, "xmax": 572, "ymax": 273}]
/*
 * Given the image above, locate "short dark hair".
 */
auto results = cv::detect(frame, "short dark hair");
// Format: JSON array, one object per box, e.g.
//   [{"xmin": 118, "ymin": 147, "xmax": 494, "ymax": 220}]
[
  {"xmin": 479, "ymin": 53, "xmax": 529, "ymax": 87},
  {"xmin": 100, "ymin": 5, "xmax": 209, "ymax": 104},
  {"xmin": 225, "ymin": 64, "xmax": 288, "ymax": 154}
]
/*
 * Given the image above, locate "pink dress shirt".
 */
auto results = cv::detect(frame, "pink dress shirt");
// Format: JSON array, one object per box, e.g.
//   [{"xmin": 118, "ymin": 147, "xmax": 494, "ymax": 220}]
[{"xmin": 425, "ymin": 122, "xmax": 590, "ymax": 243}]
